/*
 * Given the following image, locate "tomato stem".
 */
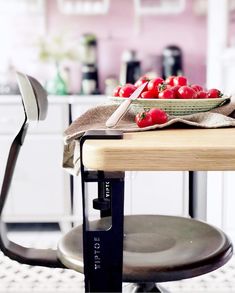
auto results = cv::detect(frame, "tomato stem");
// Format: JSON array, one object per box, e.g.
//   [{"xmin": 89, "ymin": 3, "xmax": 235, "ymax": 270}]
[{"xmin": 158, "ymin": 82, "xmax": 167, "ymax": 92}]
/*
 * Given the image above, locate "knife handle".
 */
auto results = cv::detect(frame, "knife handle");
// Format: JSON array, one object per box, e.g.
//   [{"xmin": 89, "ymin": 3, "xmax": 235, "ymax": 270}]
[{"xmin": 106, "ymin": 98, "xmax": 132, "ymax": 128}]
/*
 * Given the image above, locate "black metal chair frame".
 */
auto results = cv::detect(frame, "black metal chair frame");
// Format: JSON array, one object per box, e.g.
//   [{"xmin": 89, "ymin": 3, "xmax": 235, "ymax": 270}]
[{"xmin": 0, "ymin": 72, "xmax": 64, "ymax": 268}]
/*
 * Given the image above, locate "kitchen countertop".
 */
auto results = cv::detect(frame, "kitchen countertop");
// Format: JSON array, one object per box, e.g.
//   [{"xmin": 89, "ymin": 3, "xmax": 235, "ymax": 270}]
[{"xmin": 0, "ymin": 95, "xmax": 107, "ymax": 104}]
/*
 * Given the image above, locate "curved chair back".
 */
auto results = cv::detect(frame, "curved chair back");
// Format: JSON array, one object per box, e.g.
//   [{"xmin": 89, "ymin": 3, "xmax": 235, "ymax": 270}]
[
  {"xmin": 16, "ymin": 71, "xmax": 48, "ymax": 121},
  {"xmin": 0, "ymin": 72, "xmax": 63, "ymax": 268}
]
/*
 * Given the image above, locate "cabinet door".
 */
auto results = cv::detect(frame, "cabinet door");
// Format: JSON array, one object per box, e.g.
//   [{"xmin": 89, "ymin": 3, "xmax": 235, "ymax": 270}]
[
  {"xmin": 130, "ymin": 171, "xmax": 188, "ymax": 216},
  {"xmin": 0, "ymin": 102, "xmax": 71, "ymax": 222},
  {"xmin": 6, "ymin": 134, "xmax": 71, "ymax": 221}
]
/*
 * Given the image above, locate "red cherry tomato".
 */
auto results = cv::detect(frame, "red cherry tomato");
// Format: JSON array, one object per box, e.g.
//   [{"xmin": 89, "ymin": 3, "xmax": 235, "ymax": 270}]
[
  {"xmin": 148, "ymin": 108, "xmax": 168, "ymax": 124},
  {"xmin": 171, "ymin": 85, "xmax": 180, "ymax": 98},
  {"xmin": 191, "ymin": 84, "xmax": 203, "ymax": 92},
  {"xmin": 158, "ymin": 89, "xmax": 175, "ymax": 99},
  {"xmin": 134, "ymin": 76, "xmax": 150, "ymax": 88},
  {"xmin": 178, "ymin": 86, "xmax": 197, "ymax": 99},
  {"xmin": 197, "ymin": 90, "xmax": 208, "ymax": 99},
  {"xmin": 135, "ymin": 111, "xmax": 153, "ymax": 128},
  {"xmin": 141, "ymin": 90, "xmax": 157, "ymax": 99},
  {"xmin": 173, "ymin": 76, "xmax": 188, "ymax": 86},
  {"xmin": 113, "ymin": 85, "xmax": 122, "ymax": 97},
  {"xmin": 119, "ymin": 84, "xmax": 136, "ymax": 98},
  {"xmin": 165, "ymin": 76, "xmax": 175, "ymax": 86},
  {"xmin": 207, "ymin": 88, "xmax": 222, "ymax": 98},
  {"xmin": 147, "ymin": 77, "xmax": 164, "ymax": 94}
]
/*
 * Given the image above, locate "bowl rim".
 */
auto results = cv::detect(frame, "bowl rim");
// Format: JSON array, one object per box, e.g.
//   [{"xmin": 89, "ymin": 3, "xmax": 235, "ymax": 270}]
[{"xmin": 109, "ymin": 95, "xmax": 231, "ymax": 102}]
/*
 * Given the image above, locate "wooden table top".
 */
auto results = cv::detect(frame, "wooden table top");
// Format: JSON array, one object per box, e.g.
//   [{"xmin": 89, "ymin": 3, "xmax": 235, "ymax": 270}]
[{"xmin": 82, "ymin": 128, "xmax": 235, "ymax": 171}]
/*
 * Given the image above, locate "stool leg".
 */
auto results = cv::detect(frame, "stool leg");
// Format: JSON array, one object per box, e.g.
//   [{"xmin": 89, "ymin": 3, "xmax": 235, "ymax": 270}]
[{"xmin": 189, "ymin": 171, "xmax": 207, "ymax": 220}]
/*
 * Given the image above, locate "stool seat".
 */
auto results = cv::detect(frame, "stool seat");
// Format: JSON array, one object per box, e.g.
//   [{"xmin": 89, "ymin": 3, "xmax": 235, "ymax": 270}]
[{"xmin": 57, "ymin": 215, "xmax": 232, "ymax": 283}]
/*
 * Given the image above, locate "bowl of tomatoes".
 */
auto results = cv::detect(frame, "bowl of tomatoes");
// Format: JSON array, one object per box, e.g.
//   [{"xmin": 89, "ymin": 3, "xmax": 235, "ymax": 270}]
[{"xmin": 110, "ymin": 76, "xmax": 230, "ymax": 116}]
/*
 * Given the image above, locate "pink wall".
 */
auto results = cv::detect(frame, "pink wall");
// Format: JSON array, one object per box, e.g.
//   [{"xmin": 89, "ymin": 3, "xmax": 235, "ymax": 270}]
[
  {"xmin": 46, "ymin": 0, "xmax": 207, "ymax": 93},
  {"xmin": 1, "ymin": 0, "xmax": 207, "ymax": 93}
]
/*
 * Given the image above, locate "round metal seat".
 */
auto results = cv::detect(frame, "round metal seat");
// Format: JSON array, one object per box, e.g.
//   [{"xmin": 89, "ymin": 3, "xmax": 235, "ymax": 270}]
[{"xmin": 57, "ymin": 215, "xmax": 232, "ymax": 283}]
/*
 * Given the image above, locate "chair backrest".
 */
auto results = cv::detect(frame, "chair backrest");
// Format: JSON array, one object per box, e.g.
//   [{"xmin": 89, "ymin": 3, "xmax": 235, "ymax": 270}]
[
  {"xmin": 16, "ymin": 71, "xmax": 48, "ymax": 122},
  {"xmin": 0, "ymin": 72, "xmax": 63, "ymax": 268}
]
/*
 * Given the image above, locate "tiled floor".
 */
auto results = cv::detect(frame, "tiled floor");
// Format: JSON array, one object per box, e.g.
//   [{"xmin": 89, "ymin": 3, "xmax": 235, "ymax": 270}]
[{"xmin": 0, "ymin": 228, "xmax": 234, "ymax": 292}]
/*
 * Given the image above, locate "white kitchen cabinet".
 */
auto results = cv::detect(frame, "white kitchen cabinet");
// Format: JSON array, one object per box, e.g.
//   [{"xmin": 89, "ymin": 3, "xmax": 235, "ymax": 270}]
[
  {"xmin": 10, "ymin": 135, "xmax": 70, "ymax": 219},
  {"xmin": 0, "ymin": 95, "xmax": 109, "ymax": 230},
  {"xmin": 0, "ymin": 97, "xmax": 71, "ymax": 232},
  {"xmin": 0, "ymin": 95, "xmax": 188, "ymax": 231}
]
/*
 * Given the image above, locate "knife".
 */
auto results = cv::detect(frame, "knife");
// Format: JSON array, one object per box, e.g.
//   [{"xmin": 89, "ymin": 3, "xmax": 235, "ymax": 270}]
[{"xmin": 106, "ymin": 82, "xmax": 148, "ymax": 128}]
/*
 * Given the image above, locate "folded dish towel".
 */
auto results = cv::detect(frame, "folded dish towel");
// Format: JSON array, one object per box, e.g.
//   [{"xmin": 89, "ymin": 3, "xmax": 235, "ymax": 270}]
[{"xmin": 63, "ymin": 97, "xmax": 235, "ymax": 175}]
